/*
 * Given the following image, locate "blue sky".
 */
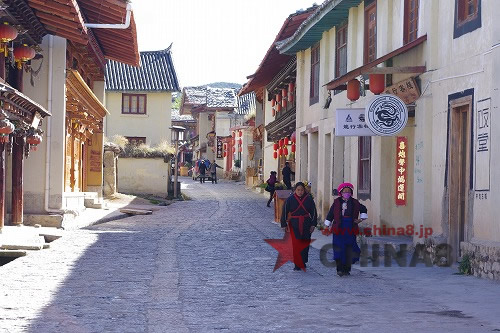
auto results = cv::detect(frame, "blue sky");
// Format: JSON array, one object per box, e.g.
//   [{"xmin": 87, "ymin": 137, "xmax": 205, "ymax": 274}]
[{"xmin": 133, "ymin": 0, "xmax": 318, "ymax": 87}]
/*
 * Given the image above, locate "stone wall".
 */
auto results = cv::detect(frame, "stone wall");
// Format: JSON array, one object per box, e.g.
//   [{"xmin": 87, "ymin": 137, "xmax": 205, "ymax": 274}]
[{"xmin": 461, "ymin": 241, "xmax": 500, "ymax": 281}]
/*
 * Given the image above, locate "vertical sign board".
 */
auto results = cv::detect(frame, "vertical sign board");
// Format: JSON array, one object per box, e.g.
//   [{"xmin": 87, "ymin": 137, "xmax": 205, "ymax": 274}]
[
  {"xmin": 475, "ymin": 98, "xmax": 491, "ymax": 191},
  {"xmin": 396, "ymin": 136, "xmax": 408, "ymax": 206},
  {"xmin": 216, "ymin": 136, "xmax": 223, "ymax": 159}
]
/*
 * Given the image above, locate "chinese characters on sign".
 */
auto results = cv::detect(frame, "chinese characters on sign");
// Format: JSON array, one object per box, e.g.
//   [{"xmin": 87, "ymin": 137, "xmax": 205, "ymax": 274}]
[
  {"xmin": 384, "ymin": 78, "xmax": 420, "ymax": 104},
  {"xmin": 335, "ymin": 108, "xmax": 375, "ymax": 136},
  {"xmin": 396, "ymin": 137, "xmax": 408, "ymax": 206},
  {"xmin": 475, "ymin": 98, "xmax": 491, "ymax": 191},
  {"xmin": 216, "ymin": 136, "xmax": 223, "ymax": 159}
]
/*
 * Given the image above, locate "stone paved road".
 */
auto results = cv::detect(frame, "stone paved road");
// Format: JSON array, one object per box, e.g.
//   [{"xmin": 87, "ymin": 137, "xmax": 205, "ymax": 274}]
[{"xmin": 1, "ymin": 178, "xmax": 500, "ymax": 332}]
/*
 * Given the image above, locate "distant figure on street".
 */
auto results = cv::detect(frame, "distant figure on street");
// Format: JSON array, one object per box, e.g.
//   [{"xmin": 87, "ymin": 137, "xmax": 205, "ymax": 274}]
[
  {"xmin": 198, "ymin": 159, "xmax": 207, "ymax": 183},
  {"xmin": 282, "ymin": 162, "xmax": 295, "ymax": 190},
  {"xmin": 280, "ymin": 182, "xmax": 317, "ymax": 271},
  {"xmin": 266, "ymin": 171, "xmax": 278, "ymax": 207},
  {"xmin": 210, "ymin": 160, "xmax": 222, "ymax": 184}
]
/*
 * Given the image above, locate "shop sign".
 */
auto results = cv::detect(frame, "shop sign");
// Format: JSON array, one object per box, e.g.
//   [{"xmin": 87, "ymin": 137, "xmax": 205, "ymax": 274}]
[
  {"xmin": 365, "ymin": 94, "xmax": 408, "ymax": 136},
  {"xmin": 335, "ymin": 108, "xmax": 375, "ymax": 136},
  {"xmin": 395, "ymin": 136, "xmax": 408, "ymax": 206},
  {"xmin": 216, "ymin": 136, "xmax": 223, "ymax": 159},
  {"xmin": 384, "ymin": 77, "xmax": 420, "ymax": 104}
]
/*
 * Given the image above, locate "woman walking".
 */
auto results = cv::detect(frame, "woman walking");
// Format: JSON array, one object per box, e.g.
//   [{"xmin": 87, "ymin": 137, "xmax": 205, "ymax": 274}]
[
  {"xmin": 324, "ymin": 182, "xmax": 362, "ymax": 276},
  {"xmin": 266, "ymin": 171, "xmax": 278, "ymax": 207},
  {"xmin": 280, "ymin": 182, "xmax": 317, "ymax": 271}
]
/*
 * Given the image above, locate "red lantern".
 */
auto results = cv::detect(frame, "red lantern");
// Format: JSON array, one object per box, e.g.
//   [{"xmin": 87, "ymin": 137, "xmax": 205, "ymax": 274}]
[
  {"xmin": 223, "ymin": 152, "xmax": 227, "ymax": 157},
  {"xmin": 291, "ymin": 131, "xmax": 296, "ymax": 143},
  {"xmin": 369, "ymin": 74, "xmax": 385, "ymax": 95},
  {"xmin": 279, "ymin": 139, "xmax": 284, "ymax": 147},
  {"xmin": 0, "ymin": 23, "xmax": 18, "ymax": 57},
  {"xmin": 291, "ymin": 144, "xmax": 296, "ymax": 153},
  {"xmin": 282, "ymin": 88, "xmax": 287, "ymax": 101},
  {"xmin": 26, "ymin": 133, "xmax": 42, "ymax": 145},
  {"xmin": 238, "ymin": 130, "xmax": 242, "ymax": 137},
  {"xmin": 0, "ymin": 118, "xmax": 14, "ymax": 134},
  {"xmin": 238, "ymin": 146, "xmax": 242, "ymax": 152},
  {"xmin": 238, "ymin": 139, "xmax": 242, "ymax": 146},
  {"xmin": 347, "ymin": 79, "xmax": 360, "ymax": 101},
  {"xmin": 231, "ymin": 138, "xmax": 235, "ymax": 145},
  {"xmin": 274, "ymin": 151, "xmax": 278, "ymax": 159},
  {"xmin": 284, "ymin": 137, "xmax": 289, "ymax": 146},
  {"xmin": 279, "ymin": 148, "xmax": 283, "ymax": 156},
  {"xmin": 282, "ymin": 97, "xmax": 287, "ymax": 108},
  {"xmin": 13, "ymin": 44, "xmax": 35, "ymax": 69},
  {"xmin": 273, "ymin": 143, "xmax": 278, "ymax": 150},
  {"xmin": 284, "ymin": 147, "xmax": 288, "ymax": 156},
  {"xmin": 223, "ymin": 143, "xmax": 227, "ymax": 150},
  {"xmin": 271, "ymin": 99, "xmax": 276, "ymax": 107},
  {"xmin": 276, "ymin": 103, "xmax": 282, "ymax": 112},
  {"xmin": 288, "ymin": 82, "xmax": 295, "ymax": 103},
  {"xmin": 276, "ymin": 93, "xmax": 281, "ymax": 103}
]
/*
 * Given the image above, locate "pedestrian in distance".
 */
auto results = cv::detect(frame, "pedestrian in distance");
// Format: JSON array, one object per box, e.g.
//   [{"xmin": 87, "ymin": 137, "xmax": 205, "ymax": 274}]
[
  {"xmin": 210, "ymin": 160, "xmax": 222, "ymax": 184},
  {"xmin": 280, "ymin": 182, "xmax": 318, "ymax": 271},
  {"xmin": 324, "ymin": 182, "xmax": 364, "ymax": 276},
  {"xmin": 282, "ymin": 162, "xmax": 295, "ymax": 190},
  {"xmin": 265, "ymin": 171, "xmax": 278, "ymax": 207},
  {"xmin": 198, "ymin": 159, "xmax": 207, "ymax": 183}
]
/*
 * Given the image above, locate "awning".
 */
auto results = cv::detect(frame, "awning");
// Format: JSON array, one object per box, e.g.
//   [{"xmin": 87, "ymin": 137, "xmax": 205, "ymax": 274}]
[
  {"xmin": 0, "ymin": 82, "xmax": 50, "ymax": 124},
  {"xmin": 326, "ymin": 35, "xmax": 427, "ymax": 90},
  {"xmin": 66, "ymin": 70, "xmax": 108, "ymax": 133}
]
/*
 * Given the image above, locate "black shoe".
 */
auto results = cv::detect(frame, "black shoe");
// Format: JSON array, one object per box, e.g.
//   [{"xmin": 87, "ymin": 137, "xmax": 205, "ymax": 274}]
[
  {"xmin": 267, "ymin": 204, "xmax": 271, "ymax": 207},
  {"xmin": 337, "ymin": 271, "xmax": 345, "ymax": 277},
  {"xmin": 293, "ymin": 265, "xmax": 301, "ymax": 271}
]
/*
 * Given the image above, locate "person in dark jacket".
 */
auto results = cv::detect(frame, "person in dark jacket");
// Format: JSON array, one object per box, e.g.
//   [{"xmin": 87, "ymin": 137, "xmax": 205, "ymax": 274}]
[
  {"xmin": 280, "ymin": 182, "xmax": 318, "ymax": 271},
  {"xmin": 209, "ymin": 160, "xmax": 222, "ymax": 184},
  {"xmin": 324, "ymin": 182, "xmax": 363, "ymax": 276},
  {"xmin": 266, "ymin": 171, "xmax": 277, "ymax": 207},
  {"xmin": 282, "ymin": 162, "xmax": 295, "ymax": 190},
  {"xmin": 198, "ymin": 160, "xmax": 207, "ymax": 183}
]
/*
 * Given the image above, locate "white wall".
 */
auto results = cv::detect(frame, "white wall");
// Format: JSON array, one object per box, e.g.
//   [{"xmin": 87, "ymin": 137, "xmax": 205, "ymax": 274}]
[{"xmin": 117, "ymin": 158, "xmax": 169, "ymax": 196}]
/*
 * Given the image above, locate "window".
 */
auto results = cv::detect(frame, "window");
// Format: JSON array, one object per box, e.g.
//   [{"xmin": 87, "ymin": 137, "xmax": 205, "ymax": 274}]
[
  {"xmin": 122, "ymin": 94, "xmax": 147, "ymax": 114},
  {"xmin": 126, "ymin": 137, "xmax": 146, "ymax": 145},
  {"xmin": 310, "ymin": 43, "xmax": 320, "ymax": 105},
  {"xmin": 336, "ymin": 23, "xmax": 348, "ymax": 78},
  {"xmin": 454, "ymin": 0, "xmax": 481, "ymax": 38},
  {"xmin": 404, "ymin": 0, "xmax": 419, "ymax": 44},
  {"xmin": 364, "ymin": 1, "xmax": 377, "ymax": 64},
  {"xmin": 358, "ymin": 136, "xmax": 371, "ymax": 196}
]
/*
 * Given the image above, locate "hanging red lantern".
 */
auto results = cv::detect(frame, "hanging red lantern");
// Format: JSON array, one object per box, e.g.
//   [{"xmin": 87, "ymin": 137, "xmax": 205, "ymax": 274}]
[
  {"xmin": 291, "ymin": 144, "xmax": 296, "ymax": 153},
  {"xmin": 282, "ymin": 97, "xmax": 287, "ymax": 108},
  {"xmin": 279, "ymin": 148, "xmax": 283, "ymax": 156},
  {"xmin": 273, "ymin": 143, "xmax": 278, "ymax": 150},
  {"xmin": 276, "ymin": 103, "xmax": 282, "ymax": 112},
  {"xmin": 0, "ymin": 23, "xmax": 18, "ymax": 57},
  {"xmin": 26, "ymin": 133, "xmax": 42, "ymax": 149},
  {"xmin": 291, "ymin": 131, "xmax": 296, "ymax": 143},
  {"xmin": 238, "ymin": 138, "xmax": 242, "ymax": 146},
  {"xmin": 238, "ymin": 130, "xmax": 242, "ymax": 137},
  {"xmin": 369, "ymin": 74, "xmax": 385, "ymax": 95},
  {"xmin": 276, "ymin": 94, "xmax": 281, "ymax": 103},
  {"xmin": 0, "ymin": 118, "xmax": 15, "ymax": 135},
  {"xmin": 231, "ymin": 138, "xmax": 235, "ymax": 146},
  {"xmin": 347, "ymin": 79, "xmax": 360, "ymax": 101},
  {"xmin": 13, "ymin": 44, "xmax": 35, "ymax": 69},
  {"xmin": 288, "ymin": 82, "xmax": 295, "ymax": 103},
  {"xmin": 238, "ymin": 146, "xmax": 242, "ymax": 153},
  {"xmin": 284, "ymin": 137, "xmax": 289, "ymax": 146},
  {"xmin": 274, "ymin": 151, "xmax": 278, "ymax": 159},
  {"xmin": 279, "ymin": 139, "xmax": 284, "ymax": 147},
  {"xmin": 223, "ymin": 143, "xmax": 227, "ymax": 150},
  {"xmin": 271, "ymin": 99, "xmax": 276, "ymax": 107},
  {"xmin": 284, "ymin": 147, "xmax": 288, "ymax": 156}
]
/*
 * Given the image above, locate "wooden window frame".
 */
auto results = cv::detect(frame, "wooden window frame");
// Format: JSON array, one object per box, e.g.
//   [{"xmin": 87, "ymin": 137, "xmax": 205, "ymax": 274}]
[
  {"xmin": 125, "ymin": 136, "xmax": 147, "ymax": 145},
  {"xmin": 454, "ymin": 0, "xmax": 481, "ymax": 39},
  {"xmin": 122, "ymin": 93, "xmax": 147, "ymax": 114},
  {"xmin": 404, "ymin": 0, "xmax": 419, "ymax": 44},
  {"xmin": 310, "ymin": 43, "xmax": 320, "ymax": 105},
  {"xmin": 336, "ymin": 23, "xmax": 348, "ymax": 78},
  {"xmin": 364, "ymin": 1, "xmax": 377, "ymax": 64},
  {"xmin": 358, "ymin": 136, "xmax": 371, "ymax": 198}
]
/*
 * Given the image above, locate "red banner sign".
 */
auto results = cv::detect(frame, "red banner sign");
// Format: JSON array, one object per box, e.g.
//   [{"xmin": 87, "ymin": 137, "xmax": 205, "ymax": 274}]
[{"xmin": 395, "ymin": 136, "xmax": 408, "ymax": 206}]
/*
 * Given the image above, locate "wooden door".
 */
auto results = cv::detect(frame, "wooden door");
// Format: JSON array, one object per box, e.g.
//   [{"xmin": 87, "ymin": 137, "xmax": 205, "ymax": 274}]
[
  {"xmin": 65, "ymin": 134, "xmax": 72, "ymax": 192},
  {"xmin": 448, "ymin": 102, "xmax": 471, "ymax": 262}
]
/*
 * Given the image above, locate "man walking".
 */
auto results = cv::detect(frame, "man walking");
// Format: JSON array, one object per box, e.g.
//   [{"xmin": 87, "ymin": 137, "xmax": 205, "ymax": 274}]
[
  {"xmin": 282, "ymin": 162, "xmax": 295, "ymax": 190},
  {"xmin": 198, "ymin": 159, "xmax": 207, "ymax": 183},
  {"xmin": 210, "ymin": 160, "xmax": 222, "ymax": 184}
]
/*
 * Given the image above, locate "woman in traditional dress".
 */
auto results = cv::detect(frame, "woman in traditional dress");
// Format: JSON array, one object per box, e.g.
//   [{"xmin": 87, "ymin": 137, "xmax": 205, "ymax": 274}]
[
  {"xmin": 324, "ymin": 182, "xmax": 363, "ymax": 276},
  {"xmin": 280, "ymin": 182, "xmax": 318, "ymax": 271}
]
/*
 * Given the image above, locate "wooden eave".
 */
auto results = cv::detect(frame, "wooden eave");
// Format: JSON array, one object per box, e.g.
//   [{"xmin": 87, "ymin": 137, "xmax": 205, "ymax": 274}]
[
  {"xmin": 4, "ymin": 0, "xmax": 47, "ymax": 43},
  {"xmin": 326, "ymin": 35, "xmax": 428, "ymax": 90},
  {"xmin": 66, "ymin": 70, "xmax": 108, "ymax": 121},
  {"xmin": 0, "ymin": 82, "xmax": 50, "ymax": 126}
]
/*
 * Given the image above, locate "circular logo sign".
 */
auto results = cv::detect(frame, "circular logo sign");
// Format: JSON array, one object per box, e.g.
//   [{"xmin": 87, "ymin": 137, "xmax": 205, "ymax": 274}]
[{"xmin": 365, "ymin": 94, "xmax": 408, "ymax": 136}]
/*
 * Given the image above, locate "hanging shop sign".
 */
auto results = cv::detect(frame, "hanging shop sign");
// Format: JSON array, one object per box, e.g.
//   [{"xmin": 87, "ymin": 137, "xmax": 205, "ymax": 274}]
[
  {"xmin": 384, "ymin": 77, "xmax": 420, "ymax": 105},
  {"xmin": 395, "ymin": 136, "xmax": 408, "ymax": 206},
  {"xmin": 365, "ymin": 94, "xmax": 408, "ymax": 136},
  {"xmin": 207, "ymin": 131, "xmax": 216, "ymax": 147},
  {"xmin": 216, "ymin": 136, "xmax": 223, "ymax": 159},
  {"xmin": 335, "ymin": 108, "xmax": 375, "ymax": 136},
  {"xmin": 248, "ymin": 144, "xmax": 255, "ymax": 160}
]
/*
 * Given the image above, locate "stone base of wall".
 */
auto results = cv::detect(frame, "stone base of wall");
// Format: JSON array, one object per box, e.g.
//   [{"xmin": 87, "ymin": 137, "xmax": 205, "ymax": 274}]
[
  {"xmin": 422, "ymin": 236, "xmax": 452, "ymax": 267},
  {"xmin": 461, "ymin": 240, "xmax": 500, "ymax": 281}
]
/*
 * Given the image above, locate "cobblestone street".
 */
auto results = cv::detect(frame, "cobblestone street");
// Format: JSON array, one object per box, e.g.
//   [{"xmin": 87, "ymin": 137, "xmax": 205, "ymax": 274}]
[{"xmin": 1, "ymin": 178, "xmax": 500, "ymax": 332}]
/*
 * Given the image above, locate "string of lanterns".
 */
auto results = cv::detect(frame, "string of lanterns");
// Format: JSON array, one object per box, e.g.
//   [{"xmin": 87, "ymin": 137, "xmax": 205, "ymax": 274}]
[
  {"xmin": 347, "ymin": 74, "xmax": 385, "ymax": 101},
  {"xmin": 271, "ymin": 82, "xmax": 295, "ymax": 117},
  {"xmin": 273, "ymin": 132, "xmax": 296, "ymax": 160},
  {"xmin": 0, "ymin": 22, "xmax": 36, "ymax": 69}
]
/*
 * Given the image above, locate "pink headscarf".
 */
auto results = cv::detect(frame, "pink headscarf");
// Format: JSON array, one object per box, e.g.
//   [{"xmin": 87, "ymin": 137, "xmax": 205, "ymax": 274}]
[{"xmin": 337, "ymin": 182, "xmax": 354, "ymax": 195}]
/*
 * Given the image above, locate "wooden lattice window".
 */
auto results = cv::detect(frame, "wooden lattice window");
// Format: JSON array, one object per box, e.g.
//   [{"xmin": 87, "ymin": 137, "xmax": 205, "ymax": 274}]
[
  {"xmin": 336, "ymin": 23, "xmax": 348, "ymax": 78},
  {"xmin": 310, "ymin": 43, "xmax": 320, "ymax": 105},
  {"xmin": 122, "ymin": 94, "xmax": 147, "ymax": 114},
  {"xmin": 364, "ymin": 1, "xmax": 377, "ymax": 64},
  {"xmin": 404, "ymin": 0, "xmax": 419, "ymax": 44},
  {"xmin": 358, "ymin": 136, "xmax": 371, "ymax": 195}
]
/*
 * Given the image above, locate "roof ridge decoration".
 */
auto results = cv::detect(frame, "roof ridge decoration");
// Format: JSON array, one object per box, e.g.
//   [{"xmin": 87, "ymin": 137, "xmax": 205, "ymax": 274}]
[{"xmin": 276, "ymin": 0, "xmax": 362, "ymax": 55}]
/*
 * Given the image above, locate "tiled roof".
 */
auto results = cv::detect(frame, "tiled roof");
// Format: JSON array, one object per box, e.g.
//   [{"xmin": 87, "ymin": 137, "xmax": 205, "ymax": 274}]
[
  {"xmin": 236, "ymin": 92, "xmax": 256, "ymax": 115},
  {"xmin": 206, "ymin": 87, "xmax": 237, "ymax": 109},
  {"xmin": 184, "ymin": 86, "xmax": 207, "ymax": 105},
  {"xmin": 171, "ymin": 109, "xmax": 195, "ymax": 121},
  {"xmin": 105, "ymin": 47, "xmax": 180, "ymax": 91}
]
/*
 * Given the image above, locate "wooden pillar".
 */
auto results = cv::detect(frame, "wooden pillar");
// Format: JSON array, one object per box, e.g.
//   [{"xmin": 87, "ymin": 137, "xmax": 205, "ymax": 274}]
[
  {"xmin": 11, "ymin": 136, "xmax": 24, "ymax": 225},
  {"xmin": 0, "ymin": 143, "xmax": 5, "ymax": 229}
]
